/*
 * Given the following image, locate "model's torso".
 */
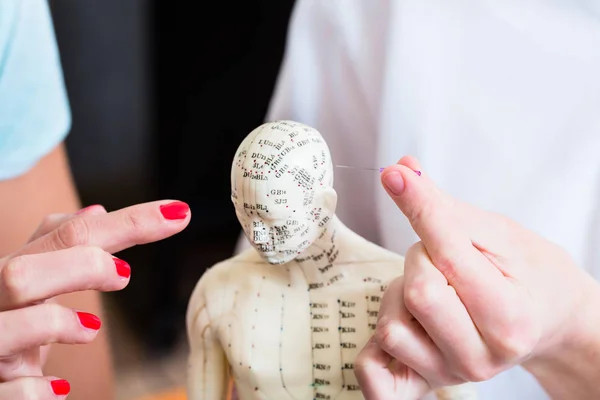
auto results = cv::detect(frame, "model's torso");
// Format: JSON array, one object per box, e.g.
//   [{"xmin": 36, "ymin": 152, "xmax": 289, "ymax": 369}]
[{"xmin": 209, "ymin": 250, "xmax": 403, "ymax": 400}]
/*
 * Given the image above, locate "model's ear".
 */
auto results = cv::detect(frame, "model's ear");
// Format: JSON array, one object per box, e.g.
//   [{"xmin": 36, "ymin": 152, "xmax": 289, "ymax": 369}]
[{"xmin": 317, "ymin": 186, "xmax": 337, "ymax": 218}]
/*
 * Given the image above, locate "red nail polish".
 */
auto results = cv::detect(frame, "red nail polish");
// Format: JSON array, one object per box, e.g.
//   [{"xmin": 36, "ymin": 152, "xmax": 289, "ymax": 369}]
[
  {"xmin": 113, "ymin": 257, "xmax": 131, "ymax": 278},
  {"xmin": 77, "ymin": 311, "xmax": 102, "ymax": 330},
  {"xmin": 51, "ymin": 379, "xmax": 70, "ymax": 395},
  {"xmin": 159, "ymin": 201, "xmax": 190, "ymax": 220}
]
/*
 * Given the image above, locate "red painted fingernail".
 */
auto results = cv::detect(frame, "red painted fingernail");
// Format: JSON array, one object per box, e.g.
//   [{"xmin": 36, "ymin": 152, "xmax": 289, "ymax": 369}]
[
  {"xmin": 113, "ymin": 257, "xmax": 131, "ymax": 278},
  {"xmin": 159, "ymin": 201, "xmax": 190, "ymax": 220},
  {"xmin": 51, "ymin": 379, "xmax": 70, "ymax": 395},
  {"xmin": 75, "ymin": 204, "xmax": 102, "ymax": 215},
  {"xmin": 77, "ymin": 311, "xmax": 102, "ymax": 330}
]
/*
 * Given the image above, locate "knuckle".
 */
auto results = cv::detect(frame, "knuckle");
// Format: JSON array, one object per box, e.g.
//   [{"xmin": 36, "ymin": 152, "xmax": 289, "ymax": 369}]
[
  {"xmin": 383, "ymin": 275, "xmax": 404, "ymax": 296},
  {"xmin": 491, "ymin": 328, "xmax": 536, "ymax": 362},
  {"xmin": 405, "ymin": 241, "xmax": 426, "ymax": 262},
  {"xmin": 352, "ymin": 344, "xmax": 378, "ymax": 384},
  {"xmin": 124, "ymin": 209, "xmax": 148, "ymax": 231},
  {"xmin": 353, "ymin": 351, "xmax": 368, "ymax": 375},
  {"xmin": 1, "ymin": 256, "xmax": 30, "ymax": 301},
  {"xmin": 458, "ymin": 363, "xmax": 497, "ymax": 382},
  {"xmin": 374, "ymin": 318, "xmax": 403, "ymax": 353},
  {"xmin": 40, "ymin": 303, "xmax": 68, "ymax": 337},
  {"xmin": 404, "ymin": 278, "xmax": 441, "ymax": 315},
  {"xmin": 80, "ymin": 246, "xmax": 109, "ymax": 279},
  {"xmin": 56, "ymin": 218, "xmax": 90, "ymax": 248},
  {"xmin": 488, "ymin": 302, "xmax": 538, "ymax": 361},
  {"xmin": 353, "ymin": 364, "xmax": 369, "ymax": 385}
]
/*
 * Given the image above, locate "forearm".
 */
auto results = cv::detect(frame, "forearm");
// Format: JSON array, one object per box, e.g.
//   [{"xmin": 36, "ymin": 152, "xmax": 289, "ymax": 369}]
[
  {"xmin": 524, "ymin": 276, "xmax": 600, "ymax": 400},
  {"xmin": 0, "ymin": 144, "xmax": 115, "ymax": 399}
]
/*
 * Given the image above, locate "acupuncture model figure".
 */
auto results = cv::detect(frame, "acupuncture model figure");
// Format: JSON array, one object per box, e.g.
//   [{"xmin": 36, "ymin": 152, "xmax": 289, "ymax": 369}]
[{"xmin": 186, "ymin": 121, "xmax": 477, "ymax": 400}]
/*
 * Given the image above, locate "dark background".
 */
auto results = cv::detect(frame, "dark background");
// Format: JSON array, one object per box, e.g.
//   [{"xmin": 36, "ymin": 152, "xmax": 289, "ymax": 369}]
[{"xmin": 48, "ymin": 0, "xmax": 296, "ymax": 355}]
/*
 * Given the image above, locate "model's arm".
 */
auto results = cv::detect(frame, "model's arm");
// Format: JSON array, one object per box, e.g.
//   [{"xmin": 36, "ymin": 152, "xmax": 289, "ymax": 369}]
[
  {"xmin": 0, "ymin": 144, "xmax": 114, "ymax": 400},
  {"xmin": 187, "ymin": 282, "xmax": 229, "ymax": 400}
]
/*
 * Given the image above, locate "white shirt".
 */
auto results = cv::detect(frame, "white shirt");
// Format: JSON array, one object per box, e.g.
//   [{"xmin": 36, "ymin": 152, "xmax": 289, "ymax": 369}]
[{"xmin": 265, "ymin": 1, "xmax": 600, "ymax": 398}]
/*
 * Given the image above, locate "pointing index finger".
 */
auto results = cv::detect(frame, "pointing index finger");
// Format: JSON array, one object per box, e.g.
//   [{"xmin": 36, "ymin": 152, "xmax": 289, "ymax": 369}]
[{"xmin": 15, "ymin": 200, "xmax": 191, "ymax": 256}]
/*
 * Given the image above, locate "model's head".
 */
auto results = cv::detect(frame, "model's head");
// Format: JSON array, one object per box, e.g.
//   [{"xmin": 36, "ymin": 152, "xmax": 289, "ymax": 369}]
[{"xmin": 231, "ymin": 120, "xmax": 337, "ymax": 265}]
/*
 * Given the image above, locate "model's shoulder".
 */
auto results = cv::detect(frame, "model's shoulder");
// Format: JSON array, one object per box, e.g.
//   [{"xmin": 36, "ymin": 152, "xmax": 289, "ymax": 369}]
[
  {"xmin": 187, "ymin": 249, "xmax": 270, "ymax": 322},
  {"xmin": 197, "ymin": 249, "xmax": 266, "ymax": 288},
  {"xmin": 338, "ymin": 229, "xmax": 405, "ymax": 264}
]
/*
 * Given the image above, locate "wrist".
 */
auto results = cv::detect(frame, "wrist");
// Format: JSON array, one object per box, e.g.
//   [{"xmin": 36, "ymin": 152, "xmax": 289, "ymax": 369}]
[{"xmin": 523, "ymin": 274, "xmax": 600, "ymax": 399}]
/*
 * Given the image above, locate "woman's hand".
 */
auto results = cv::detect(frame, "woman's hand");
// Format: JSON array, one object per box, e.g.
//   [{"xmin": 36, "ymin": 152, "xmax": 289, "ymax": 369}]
[
  {"xmin": 0, "ymin": 200, "xmax": 191, "ymax": 397},
  {"xmin": 354, "ymin": 156, "xmax": 600, "ymax": 399}
]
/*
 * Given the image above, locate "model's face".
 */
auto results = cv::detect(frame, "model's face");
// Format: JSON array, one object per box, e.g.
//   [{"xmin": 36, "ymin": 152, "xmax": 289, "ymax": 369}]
[
  {"xmin": 230, "ymin": 120, "xmax": 334, "ymax": 265},
  {"xmin": 232, "ymin": 184, "xmax": 326, "ymax": 265}
]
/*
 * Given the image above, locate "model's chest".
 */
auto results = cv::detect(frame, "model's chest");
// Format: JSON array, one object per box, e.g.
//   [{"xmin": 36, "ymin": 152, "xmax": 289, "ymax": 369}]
[{"xmin": 218, "ymin": 282, "xmax": 387, "ymax": 400}]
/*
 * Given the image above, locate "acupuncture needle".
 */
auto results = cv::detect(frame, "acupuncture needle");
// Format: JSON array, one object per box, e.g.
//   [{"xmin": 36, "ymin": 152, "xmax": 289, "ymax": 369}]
[
  {"xmin": 335, "ymin": 164, "xmax": 384, "ymax": 173},
  {"xmin": 335, "ymin": 164, "xmax": 422, "ymax": 176}
]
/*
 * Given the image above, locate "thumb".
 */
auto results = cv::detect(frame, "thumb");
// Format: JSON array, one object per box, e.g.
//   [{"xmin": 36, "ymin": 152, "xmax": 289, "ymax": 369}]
[
  {"xmin": 381, "ymin": 157, "xmax": 483, "ymax": 282},
  {"xmin": 380, "ymin": 156, "xmax": 462, "ymax": 255},
  {"xmin": 381, "ymin": 156, "xmax": 515, "ymax": 255},
  {"xmin": 380, "ymin": 156, "xmax": 504, "ymax": 291}
]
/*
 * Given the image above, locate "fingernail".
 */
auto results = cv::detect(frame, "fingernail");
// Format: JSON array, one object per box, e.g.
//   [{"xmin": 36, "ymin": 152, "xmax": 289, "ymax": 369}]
[
  {"xmin": 113, "ymin": 257, "xmax": 131, "ymax": 278},
  {"xmin": 414, "ymin": 170, "xmax": 422, "ymax": 176},
  {"xmin": 159, "ymin": 201, "xmax": 190, "ymax": 220},
  {"xmin": 75, "ymin": 204, "xmax": 102, "ymax": 215},
  {"xmin": 77, "ymin": 311, "xmax": 102, "ymax": 330},
  {"xmin": 382, "ymin": 171, "xmax": 405, "ymax": 196},
  {"xmin": 51, "ymin": 379, "xmax": 70, "ymax": 395}
]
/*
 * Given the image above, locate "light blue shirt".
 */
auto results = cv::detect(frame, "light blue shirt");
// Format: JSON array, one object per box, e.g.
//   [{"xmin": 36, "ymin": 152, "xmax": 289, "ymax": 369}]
[{"xmin": 0, "ymin": 0, "xmax": 71, "ymax": 180}]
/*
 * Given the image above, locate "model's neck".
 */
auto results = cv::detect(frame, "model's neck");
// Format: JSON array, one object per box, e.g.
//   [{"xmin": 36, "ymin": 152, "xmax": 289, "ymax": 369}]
[{"xmin": 290, "ymin": 215, "xmax": 350, "ymax": 287}]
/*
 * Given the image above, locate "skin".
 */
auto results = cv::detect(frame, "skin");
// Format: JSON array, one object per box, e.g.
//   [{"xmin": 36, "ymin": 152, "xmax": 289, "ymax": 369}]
[
  {"xmin": 0, "ymin": 144, "xmax": 191, "ymax": 399},
  {"xmin": 354, "ymin": 156, "xmax": 600, "ymax": 400}
]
